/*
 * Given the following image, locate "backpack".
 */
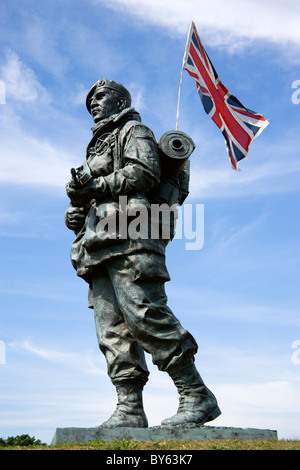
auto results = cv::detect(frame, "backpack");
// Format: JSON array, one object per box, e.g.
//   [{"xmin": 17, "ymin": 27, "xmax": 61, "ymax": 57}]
[{"xmin": 152, "ymin": 130, "xmax": 195, "ymax": 207}]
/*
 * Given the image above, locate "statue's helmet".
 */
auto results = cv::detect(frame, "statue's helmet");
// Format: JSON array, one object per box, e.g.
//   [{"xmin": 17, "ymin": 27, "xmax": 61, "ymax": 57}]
[{"xmin": 86, "ymin": 79, "xmax": 132, "ymax": 114}]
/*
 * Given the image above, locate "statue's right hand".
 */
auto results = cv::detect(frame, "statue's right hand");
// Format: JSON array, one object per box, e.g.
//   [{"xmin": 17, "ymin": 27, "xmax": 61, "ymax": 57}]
[{"xmin": 65, "ymin": 206, "xmax": 87, "ymax": 231}]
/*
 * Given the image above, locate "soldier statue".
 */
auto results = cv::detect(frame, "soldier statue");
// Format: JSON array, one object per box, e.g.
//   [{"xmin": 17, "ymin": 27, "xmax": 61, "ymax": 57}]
[{"xmin": 65, "ymin": 79, "xmax": 221, "ymax": 428}]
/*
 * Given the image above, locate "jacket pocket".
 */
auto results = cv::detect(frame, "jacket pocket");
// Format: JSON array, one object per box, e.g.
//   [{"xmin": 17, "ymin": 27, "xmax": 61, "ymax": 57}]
[{"xmin": 82, "ymin": 202, "xmax": 121, "ymax": 251}]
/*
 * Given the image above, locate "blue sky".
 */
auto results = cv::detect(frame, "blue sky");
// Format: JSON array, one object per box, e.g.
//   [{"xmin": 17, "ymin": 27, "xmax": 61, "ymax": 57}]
[{"xmin": 0, "ymin": 0, "xmax": 299, "ymax": 444}]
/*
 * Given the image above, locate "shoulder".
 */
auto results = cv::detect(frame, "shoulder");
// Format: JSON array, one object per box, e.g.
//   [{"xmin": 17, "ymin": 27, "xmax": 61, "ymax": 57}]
[
  {"xmin": 114, "ymin": 107, "xmax": 158, "ymax": 147},
  {"xmin": 114, "ymin": 107, "xmax": 157, "ymax": 141},
  {"xmin": 121, "ymin": 120, "xmax": 156, "ymax": 141}
]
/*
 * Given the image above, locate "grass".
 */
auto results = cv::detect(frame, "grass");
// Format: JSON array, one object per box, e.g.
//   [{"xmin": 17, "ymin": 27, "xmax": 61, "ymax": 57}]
[{"xmin": 1, "ymin": 438, "xmax": 300, "ymax": 450}]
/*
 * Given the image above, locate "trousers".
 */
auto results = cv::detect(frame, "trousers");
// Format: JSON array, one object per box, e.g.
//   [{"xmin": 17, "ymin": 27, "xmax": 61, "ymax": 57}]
[{"xmin": 92, "ymin": 251, "xmax": 198, "ymax": 387}]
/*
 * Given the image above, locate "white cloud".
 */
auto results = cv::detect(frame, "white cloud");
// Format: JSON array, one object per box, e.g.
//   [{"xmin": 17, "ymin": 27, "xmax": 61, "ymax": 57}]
[
  {"xmin": 95, "ymin": 0, "xmax": 300, "ymax": 54},
  {"xmin": 18, "ymin": 16, "xmax": 70, "ymax": 79},
  {"xmin": 0, "ymin": 51, "xmax": 94, "ymax": 190},
  {"xmin": 0, "ymin": 50, "xmax": 50, "ymax": 103},
  {"xmin": 187, "ymin": 133, "xmax": 300, "ymax": 200},
  {"xmin": 9, "ymin": 339, "xmax": 106, "ymax": 376},
  {"xmin": 0, "ymin": 128, "xmax": 74, "ymax": 188},
  {"xmin": 0, "ymin": 53, "xmax": 85, "ymax": 189},
  {"xmin": 70, "ymin": 84, "xmax": 89, "ymax": 107},
  {"xmin": 214, "ymin": 380, "xmax": 300, "ymax": 439},
  {"xmin": 127, "ymin": 82, "xmax": 147, "ymax": 111}
]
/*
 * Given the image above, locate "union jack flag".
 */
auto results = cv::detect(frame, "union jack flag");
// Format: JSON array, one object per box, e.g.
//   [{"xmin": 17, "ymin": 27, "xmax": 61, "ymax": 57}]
[{"xmin": 182, "ymin": 22, "xmax": 269, "ymax": 170}]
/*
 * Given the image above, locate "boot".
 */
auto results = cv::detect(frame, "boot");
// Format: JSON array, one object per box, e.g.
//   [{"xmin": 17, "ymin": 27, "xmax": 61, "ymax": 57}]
[
  {"xmin": 100, "ymin": 382, "xmax": 148, "ymax": 428},
  {"xmin": 161, "ymin": 362, "xmax": 221, "ymax": 426}
]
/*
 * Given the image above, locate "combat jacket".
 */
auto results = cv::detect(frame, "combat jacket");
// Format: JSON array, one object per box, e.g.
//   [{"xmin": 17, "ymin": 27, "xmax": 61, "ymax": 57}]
[{"xmin": 66, "ymin": 107, "xmax": 166, "ymax": 282}]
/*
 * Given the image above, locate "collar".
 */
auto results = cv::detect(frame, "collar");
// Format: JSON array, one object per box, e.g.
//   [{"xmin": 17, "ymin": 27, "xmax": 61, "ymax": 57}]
[{"xmin": 91, "ymin": 107, "xmax": 141, "ymax": 135}]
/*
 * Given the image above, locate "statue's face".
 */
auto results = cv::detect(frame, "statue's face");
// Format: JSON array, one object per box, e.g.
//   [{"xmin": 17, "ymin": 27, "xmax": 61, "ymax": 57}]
[{"xmin": 89, "ymin": 87, "xmax": 120, "ymax": 123}]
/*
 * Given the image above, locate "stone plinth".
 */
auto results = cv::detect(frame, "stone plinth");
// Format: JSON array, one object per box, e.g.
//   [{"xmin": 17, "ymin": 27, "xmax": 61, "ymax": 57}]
[{"xmin": 51, "ymin": 425, "xmax": 278, "ymax": 445}]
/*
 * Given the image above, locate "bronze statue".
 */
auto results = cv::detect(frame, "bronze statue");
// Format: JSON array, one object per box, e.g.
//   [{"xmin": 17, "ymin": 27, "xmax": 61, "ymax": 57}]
[{"xmin": 65, "ymin": 79, "xmax": 221, "ymax": 427}]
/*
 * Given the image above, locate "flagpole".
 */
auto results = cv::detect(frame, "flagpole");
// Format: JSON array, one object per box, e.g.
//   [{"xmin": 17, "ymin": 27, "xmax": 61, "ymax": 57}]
[
  {"xmin": 175, "ymin": 67, "xmax": 184, "ymax": 131},
  {"xmin": 175, "ymin": 22, "xmax": 194, "ymax": 131}
]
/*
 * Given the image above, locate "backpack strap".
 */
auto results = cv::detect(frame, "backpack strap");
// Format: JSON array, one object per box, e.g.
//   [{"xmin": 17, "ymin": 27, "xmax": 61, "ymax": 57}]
[
  {"xmin": 110, "ymin": 119, "xmax": 143, "ymax": 172},
  {"xmin": 109, "ymin": 129, "xmax": 121, "ymax": 172}
]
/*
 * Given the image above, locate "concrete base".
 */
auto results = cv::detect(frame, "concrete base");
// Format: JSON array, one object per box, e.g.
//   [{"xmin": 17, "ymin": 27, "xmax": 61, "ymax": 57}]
[{"xmin": 51, "ymin": 425, "xmax": 278, "ymax": 445}]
